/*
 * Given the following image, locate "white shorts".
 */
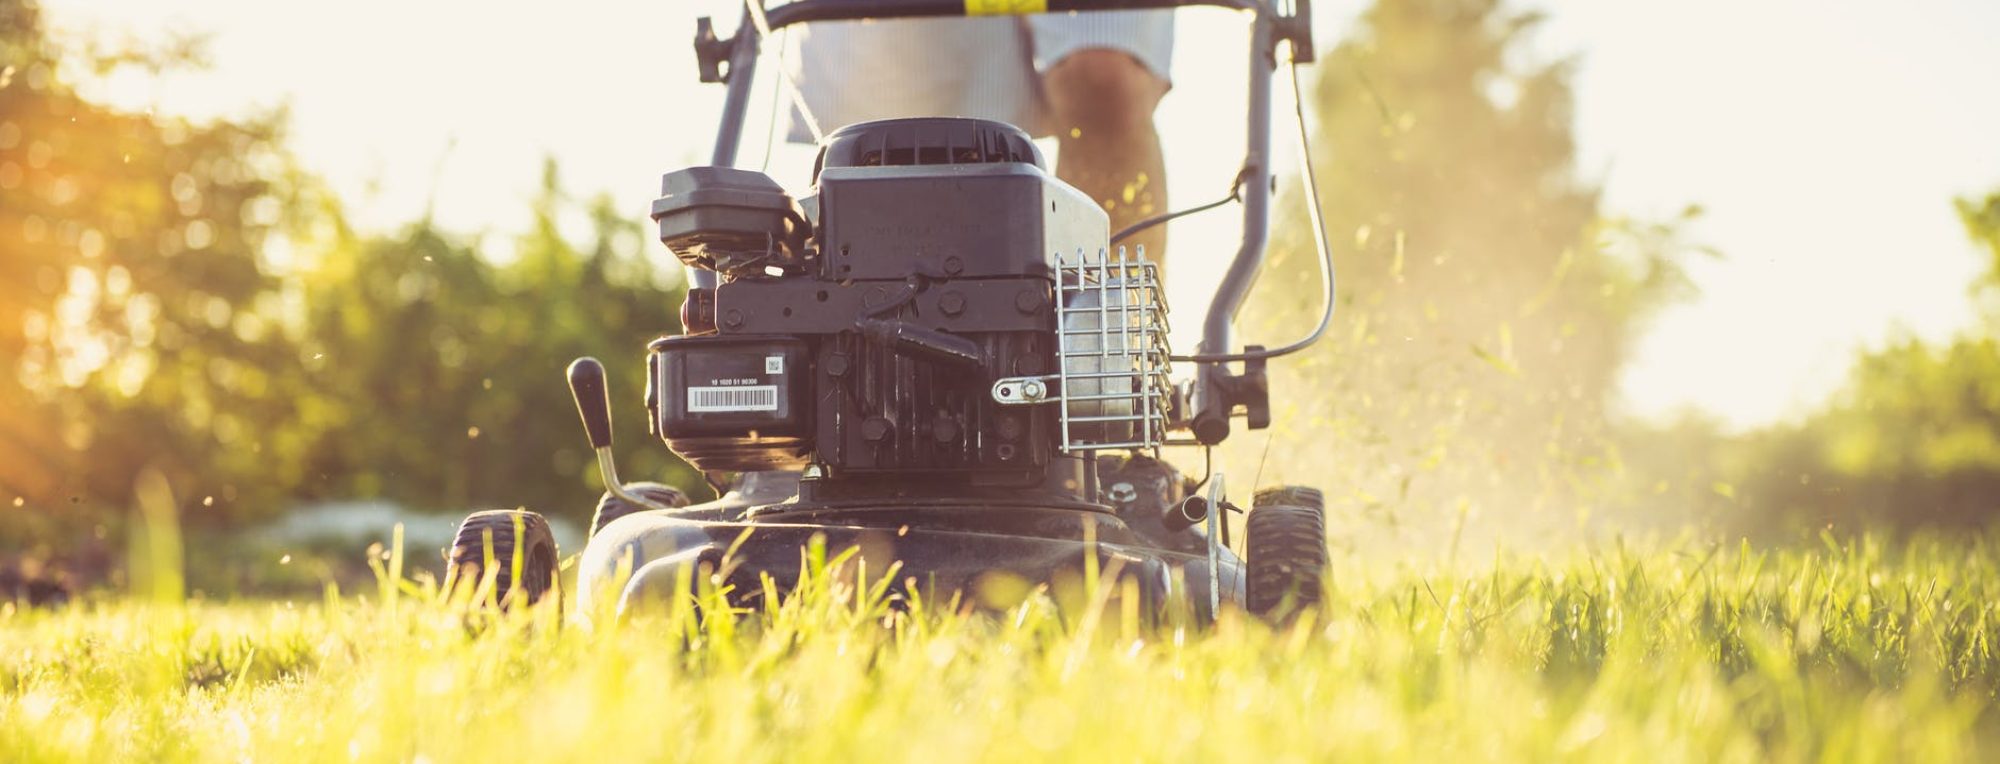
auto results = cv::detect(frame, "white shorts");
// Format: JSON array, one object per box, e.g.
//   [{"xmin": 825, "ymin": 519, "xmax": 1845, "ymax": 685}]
[{"xmin": 785, "ymin": 11, "xmax": 1174, "ymax": 143}]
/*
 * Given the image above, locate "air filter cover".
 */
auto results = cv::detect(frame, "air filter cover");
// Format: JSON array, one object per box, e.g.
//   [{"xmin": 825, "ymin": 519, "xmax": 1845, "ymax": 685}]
[{"xmin": 813, "ymin": 118, "xmax": 1045, "ymax": 180}]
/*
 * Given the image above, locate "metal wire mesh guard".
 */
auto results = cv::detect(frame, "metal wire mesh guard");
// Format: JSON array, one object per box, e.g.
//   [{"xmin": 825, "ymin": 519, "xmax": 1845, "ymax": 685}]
[{"xmin": 990, "ymin": 247, "xmax": 1173, "ymax": 453}]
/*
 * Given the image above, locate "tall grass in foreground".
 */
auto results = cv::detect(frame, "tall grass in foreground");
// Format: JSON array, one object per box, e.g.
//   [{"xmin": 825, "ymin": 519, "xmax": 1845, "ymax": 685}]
[{"xmin": 3, "ymin": 534, "xmax": 1998, "ymax": 762}]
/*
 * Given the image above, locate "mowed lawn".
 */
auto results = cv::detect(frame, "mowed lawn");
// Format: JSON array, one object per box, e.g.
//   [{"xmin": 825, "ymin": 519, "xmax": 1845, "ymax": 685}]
[{"xmin": 3, "ymin": 535, "xmax": 1998, "ymax": 762}]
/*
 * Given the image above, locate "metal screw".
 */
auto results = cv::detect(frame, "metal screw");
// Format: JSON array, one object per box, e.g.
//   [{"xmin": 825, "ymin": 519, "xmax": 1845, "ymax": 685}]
[
  {"xmin": 932, "ymin": 419, "xmax": 960, "ymax": 443},
  {"xmin": 938, "ymin": 291, "xmax": 966, "ymax": 317},
  {"xmin": 942, "ymin": 256, "xmax": 964, "ymax": 275},
  {"xmin": 825, "ymin": 353, "xmax": 850, "ymax": 377},
  {"xmin": 1021, "ymin": 379, "xmax": 1046, "ymax": 400},
  {"xmin": 722, "ymin": 309, "xmax": 745, "ymax": 329},
  {"xmin": 861, "ymin": 417, "xmax": 893, "ymax": 443},
  {"xmin": 1015, "ymin": 289, "xmax": 1045, "ymax": 313}
]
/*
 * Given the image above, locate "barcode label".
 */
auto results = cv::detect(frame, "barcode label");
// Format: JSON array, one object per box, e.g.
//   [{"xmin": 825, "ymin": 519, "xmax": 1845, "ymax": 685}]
[{"xmin": 687, "ymin": 385, "xmax": 779, "ymax": 412}]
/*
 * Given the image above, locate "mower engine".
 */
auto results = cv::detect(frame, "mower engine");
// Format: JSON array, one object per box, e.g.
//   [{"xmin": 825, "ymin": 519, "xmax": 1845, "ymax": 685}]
[{"xmin": 646, "ymin": 118, "xmax": 1173, "ymax": 492}]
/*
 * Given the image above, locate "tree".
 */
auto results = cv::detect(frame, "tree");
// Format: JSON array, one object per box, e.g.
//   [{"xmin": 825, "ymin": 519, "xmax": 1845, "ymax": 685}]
[
  {"xmin": 1236, "ymin": 0, "xmax": 1699, "ymax": 541},
  {"xmin": 292, "ymin": 162, "xmax": 695, "ymax": 518},
  {"xmin": 1, "ymin": 0, "xmax": 306, "ymax": 551},
  {"xmin": 3, "ymin": 1, "xmax": 696, "ymax": 575},
  {"xmin": 1723, "ymin": 190, "xmax": 2000, "ymax": 533}
]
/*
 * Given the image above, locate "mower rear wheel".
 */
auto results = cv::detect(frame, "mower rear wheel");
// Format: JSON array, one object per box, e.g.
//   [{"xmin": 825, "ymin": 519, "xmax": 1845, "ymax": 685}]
[
  {"xmin": 446, "ymin": 510, "xmax": 559, "ymax": 608},
  {"xmin": 1244, "ymin": 487, "xmax": 1327, "ymax": 620},
  {"xmin": 590, "ymin": 482, "xmax": 691, "ymax": 537}
]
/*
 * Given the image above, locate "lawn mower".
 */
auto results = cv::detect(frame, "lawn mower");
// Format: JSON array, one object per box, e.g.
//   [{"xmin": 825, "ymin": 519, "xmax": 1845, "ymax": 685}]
[{"xmin": 443, "ymin": 0, "xmax": 1339, "ymax": 623}]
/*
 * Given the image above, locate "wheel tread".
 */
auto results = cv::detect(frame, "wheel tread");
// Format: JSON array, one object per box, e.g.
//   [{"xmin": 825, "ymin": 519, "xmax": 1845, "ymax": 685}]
[
  {"xmin": 1245, "ymin": 485, "xmax": 1329, "ymax": 619},
  {"xmin": 446, "ymin": 510, "xmax": 559, "ymax": 607}
]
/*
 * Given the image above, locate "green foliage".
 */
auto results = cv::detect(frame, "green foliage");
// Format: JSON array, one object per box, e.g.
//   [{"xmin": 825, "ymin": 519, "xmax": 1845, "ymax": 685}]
[
  {"xmin": 1, "ymin": 2, "xmax": 695, "ymax": 571},
  {"xmin": 0, "ymin": 0, "xmax": 301, "ymax": 565},
  {"xmin": 1747, "ymin": 191, "xmax": 2000, "ymax": 532},
  {"xmin": 288, "ymin": 164, "xmax": 693, "ymax": 516},
  {"xmin": 1623, "ymin": 190, "xmax": 2000, "ymax": 536},
  {"xmin": 4, "ymin": 534, "xmax": 1998, "ymax": 760},
  {"xmin": 1242, "ymin": 0, "xmax": 1701, "ymax": 535}
]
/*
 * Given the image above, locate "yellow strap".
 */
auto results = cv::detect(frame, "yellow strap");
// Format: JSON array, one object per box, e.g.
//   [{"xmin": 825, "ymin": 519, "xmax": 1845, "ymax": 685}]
[{"xmin": 965, "ymin": 0, "xmax": 1048, "ymax": 15}]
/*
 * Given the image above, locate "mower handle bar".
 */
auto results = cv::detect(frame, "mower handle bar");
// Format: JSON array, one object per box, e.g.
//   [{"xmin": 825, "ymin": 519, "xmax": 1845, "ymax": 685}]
[
  {"xmin": 698, "ymin": 0, "xmax": 1310, "ymax": 444},
  {"xmin": 750, "ymin": 0, "xmax": 1259, "ymax": 30}
]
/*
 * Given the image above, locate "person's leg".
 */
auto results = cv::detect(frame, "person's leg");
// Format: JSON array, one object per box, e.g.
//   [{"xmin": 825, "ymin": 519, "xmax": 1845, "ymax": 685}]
[{"xmin": 1042, "ymin": 50, "xmax": 1172, "ymax": 279}]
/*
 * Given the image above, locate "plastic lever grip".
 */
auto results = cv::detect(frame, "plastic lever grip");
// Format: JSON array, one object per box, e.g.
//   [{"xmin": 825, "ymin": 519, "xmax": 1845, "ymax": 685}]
[{"xmin": 567, "ymin": 357, "xmax": 615, "ymax": 449}]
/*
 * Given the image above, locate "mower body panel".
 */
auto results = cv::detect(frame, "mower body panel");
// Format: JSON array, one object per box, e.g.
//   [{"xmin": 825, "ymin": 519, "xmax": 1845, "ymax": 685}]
[
  {"xmin": 573, "ymin": 500, "xmax": 1245, "ymax": 624},
  {"xmin": 817, "ymin": 162, "xmax": 1105, "ymax": 281}
]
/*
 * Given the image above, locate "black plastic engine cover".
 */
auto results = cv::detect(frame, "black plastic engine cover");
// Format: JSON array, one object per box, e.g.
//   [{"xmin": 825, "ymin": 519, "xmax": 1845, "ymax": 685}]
[
  {"xmin": 816, "ymin": 163, "xmax": 1104, "ymax": 281},
  {"xmin": 650, "ymin": 166, "xmax": 799, "ymax": 275},
  {"xmin": 647, "ymin": 117, "xmax": 1110, "ymax": 487}
]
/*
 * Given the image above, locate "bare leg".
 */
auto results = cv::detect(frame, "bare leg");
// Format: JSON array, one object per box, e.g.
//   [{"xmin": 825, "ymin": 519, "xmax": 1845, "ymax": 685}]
[{"xmin": 1042, "ymin": 50, "xmax": 1171, "ymax": 283}]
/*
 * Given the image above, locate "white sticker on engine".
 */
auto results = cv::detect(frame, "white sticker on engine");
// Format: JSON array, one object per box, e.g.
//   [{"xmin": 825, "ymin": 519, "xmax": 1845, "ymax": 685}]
[
  {"xmin": 765, "ymin": 355, "xmax": 784, "ymax": 374},
  {"xmin": 688, "ymin": 385, "xmax": 780, "ymax": 412}
]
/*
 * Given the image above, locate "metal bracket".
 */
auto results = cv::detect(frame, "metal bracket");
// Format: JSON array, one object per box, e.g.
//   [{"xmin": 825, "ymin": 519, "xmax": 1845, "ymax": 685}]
[
  {"xmin": 1189, "ymin": 345, "xmax": 1272, "ymax": 445},
  {"xmin": 1272, "ymin": 0, "xmax": 1315, "ymax": 63},
  {"xmin": 694, "ymin": 17, "xmax": 734, "ymax": 83},
  {"xmin": 992, "ymin": 376, "xmax": 1055, "ymax": 405}
]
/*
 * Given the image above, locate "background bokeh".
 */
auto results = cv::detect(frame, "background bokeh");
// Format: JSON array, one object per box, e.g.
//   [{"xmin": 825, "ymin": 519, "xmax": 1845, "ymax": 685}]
[{"xmin": 4, "ymin": 0, "xmax": 1999, "ymax": 594}]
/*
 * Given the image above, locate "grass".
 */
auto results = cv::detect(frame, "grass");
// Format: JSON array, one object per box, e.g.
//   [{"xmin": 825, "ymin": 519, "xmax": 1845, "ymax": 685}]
[{"xmin": 3, "ymin": 533, "xmax": 1999, "ymax": 762}]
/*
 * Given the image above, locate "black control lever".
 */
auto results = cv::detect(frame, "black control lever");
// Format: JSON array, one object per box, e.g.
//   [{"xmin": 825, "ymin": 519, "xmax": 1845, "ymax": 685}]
[
  {"xmin": 1190, "ymin": 346, "xmax": 1272, "ymax": 445},
  {"xmin": 855, "ymin": 318, "xmax": 983, "ymax": 368},
  {"xmin": 567, "ymin": 357, "xmax": 675, "ymax": 513},
  {"xmin": 568, "ymin": 357, "xmax": 614, "ymax": 449}
]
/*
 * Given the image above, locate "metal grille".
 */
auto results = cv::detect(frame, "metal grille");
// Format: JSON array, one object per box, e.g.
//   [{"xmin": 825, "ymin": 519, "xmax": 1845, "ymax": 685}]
[{"xmin": 1052, "ymin": 246, "xmax": 1172, "ymax": 453}]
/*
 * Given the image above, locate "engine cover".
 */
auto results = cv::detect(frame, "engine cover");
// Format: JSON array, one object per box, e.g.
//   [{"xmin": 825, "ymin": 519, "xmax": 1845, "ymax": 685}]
[
  {"xmin": 816, "ymin": 163, "xmax": 1101, "ymax": 282},
  {"xmin": 654, "ymin": 117, "xmax": 1112, "ymax": 480}
]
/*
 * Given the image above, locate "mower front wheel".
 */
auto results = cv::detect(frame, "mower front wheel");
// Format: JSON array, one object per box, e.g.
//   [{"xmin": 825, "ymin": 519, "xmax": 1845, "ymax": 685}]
[
  {"xmin": 446, "ymin": 510, "xmax": 560, "ymax": 608},
  {"xmin": 1244, "ymin": 486, "xmax": 1328, "ymax": 620}
]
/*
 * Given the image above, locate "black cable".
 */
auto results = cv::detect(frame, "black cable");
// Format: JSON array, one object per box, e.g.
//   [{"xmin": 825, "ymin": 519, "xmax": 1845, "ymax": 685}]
[
  {"xmin": 1108, "ymin": 169, "xmax": 1247, "ymax": 246},
  {"xmin": 1168, "ymin": 52, "xmax": 1337, "ymax": 365},
  {"xmin": 1187, "ymin": 445, "xmax": 1214, "ymax": 493}
]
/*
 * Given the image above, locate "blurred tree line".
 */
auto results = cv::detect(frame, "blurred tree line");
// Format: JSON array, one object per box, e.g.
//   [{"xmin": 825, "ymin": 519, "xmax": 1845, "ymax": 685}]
[
  {"xmin": 1, "ymin": 0, "xmax": 694, "ymax": 570},
  {"xmin": 1624, "ymin": 191, "xmax": 2000, "ymax": 536},
  {"xmin": 1243, "ymin": 0, "xmax": 1706, "ymax": 544},
  {"xmin": 1244, "ymin": 0, "xmax": 2000, "ymax": 540}
]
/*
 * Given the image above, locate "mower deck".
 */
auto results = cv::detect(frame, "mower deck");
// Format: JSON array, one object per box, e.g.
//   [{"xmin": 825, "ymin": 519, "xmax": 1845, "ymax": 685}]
[{"xmin": 574, "ymin": 498, "xmax": 1244, "ymax": 622}]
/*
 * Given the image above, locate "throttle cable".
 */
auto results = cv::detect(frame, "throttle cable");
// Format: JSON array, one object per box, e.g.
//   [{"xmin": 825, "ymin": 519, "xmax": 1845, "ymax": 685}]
[{"xmin": 1168, "ymin": 48, "xmax": 1337, "ymax": 365}]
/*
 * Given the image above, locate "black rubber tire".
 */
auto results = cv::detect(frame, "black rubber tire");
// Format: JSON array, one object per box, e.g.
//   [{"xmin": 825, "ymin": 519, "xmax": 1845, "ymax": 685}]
[
  {"xmin": 1245, "ymin": 486, "xmax": 1328, "ymax": 620},
  {"xmin": 589, "ymin": 482, "xmax": 691, "ymax": 537},
  {"xmin": 1253, "ymin": 485, "xmax": 1325, "ymax": 513},
  {"xmin": 446, "ymin": 510, "xmax": 560, "ymax": 608}
]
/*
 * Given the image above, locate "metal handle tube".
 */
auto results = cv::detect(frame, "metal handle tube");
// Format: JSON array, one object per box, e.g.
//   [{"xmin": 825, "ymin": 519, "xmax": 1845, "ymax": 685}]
[
  {"xmin": 757, "ymin": 0, "xmax": 1255, "ymax": 29},
  {"xmin": 1188, "ymin": 13, "xmax": 1274, "ymax": 442},
  {"xmin": 699, "ymin": 0, "xmax": 1288, "ymax": 446},
  {"xmin": 693, "ymin": 7, "xmax": 766, "ymax": 292}
]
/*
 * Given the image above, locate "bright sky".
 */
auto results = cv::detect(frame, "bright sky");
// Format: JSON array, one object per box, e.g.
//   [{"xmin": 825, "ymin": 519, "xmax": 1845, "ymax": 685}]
[{"xmin": 41, "ymin": 0, "xmax": 2000, "ymax": 430}]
